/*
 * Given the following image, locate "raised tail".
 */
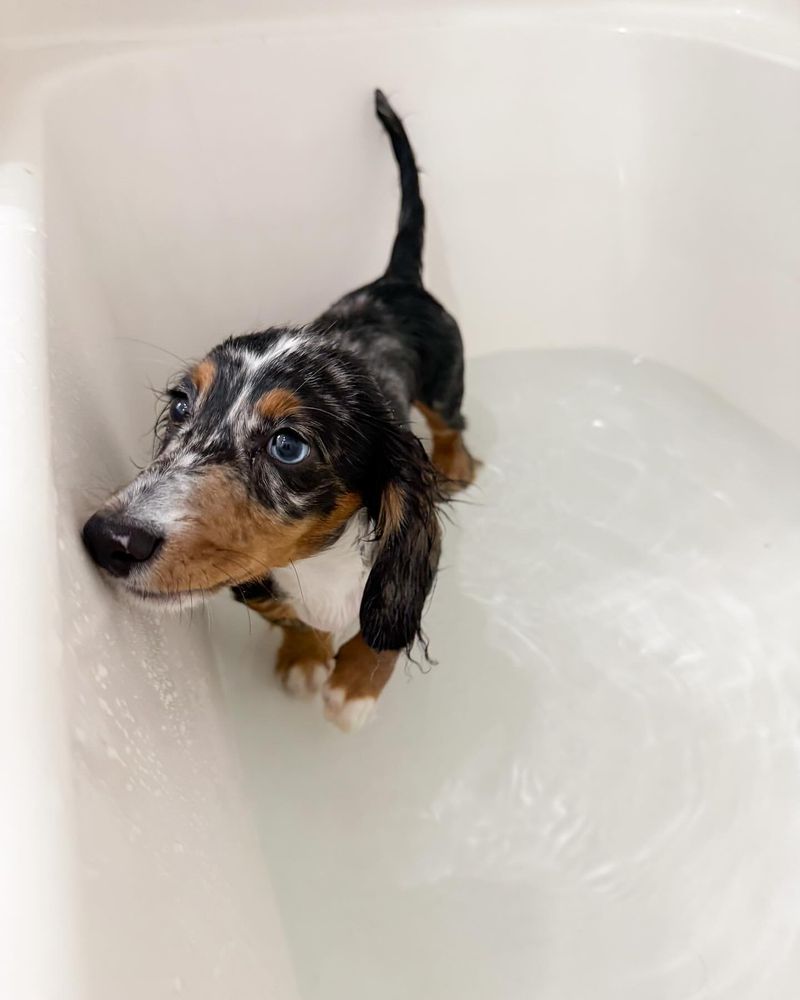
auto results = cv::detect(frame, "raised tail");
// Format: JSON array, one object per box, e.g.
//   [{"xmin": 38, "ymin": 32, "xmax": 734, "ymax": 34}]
[{"xmin": 375, "ymin": 88, "xmax": 424, "ymax": 284}]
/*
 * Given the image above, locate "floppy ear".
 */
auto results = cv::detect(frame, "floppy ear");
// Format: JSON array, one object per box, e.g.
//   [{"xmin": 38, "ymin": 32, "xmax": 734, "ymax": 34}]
[{"xmin": 360, "ymin": 425, "xmax": 443, "ymax": 652}]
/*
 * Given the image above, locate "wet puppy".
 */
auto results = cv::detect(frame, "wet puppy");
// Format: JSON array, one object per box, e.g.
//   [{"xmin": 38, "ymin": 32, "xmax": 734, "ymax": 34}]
[{"xmin": 82, "ymin": 90, "xmax": 476, "ymax": 731}]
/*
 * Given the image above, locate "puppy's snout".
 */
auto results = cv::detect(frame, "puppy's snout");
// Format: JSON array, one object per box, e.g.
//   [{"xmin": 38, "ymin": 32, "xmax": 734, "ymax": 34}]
[{"xmin": 82, "ymin": 513, "xmax": 163, "ymax": 578}]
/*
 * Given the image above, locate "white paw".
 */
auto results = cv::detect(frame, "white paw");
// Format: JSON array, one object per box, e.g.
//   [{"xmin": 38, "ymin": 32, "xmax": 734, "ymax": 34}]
[
  {"xmin": 283, "ymin": 660, "xmax": 333, "ymax": 699},
  {"xmin": 322, "ymin": 686, "xmax": 376, "ymax": 733}
]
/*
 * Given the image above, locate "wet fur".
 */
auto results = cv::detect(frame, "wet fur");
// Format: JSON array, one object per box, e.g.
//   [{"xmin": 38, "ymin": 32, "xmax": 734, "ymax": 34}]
[{"xmin": 84, "ymin": 89, "xmax": 472, "ymax": 657}]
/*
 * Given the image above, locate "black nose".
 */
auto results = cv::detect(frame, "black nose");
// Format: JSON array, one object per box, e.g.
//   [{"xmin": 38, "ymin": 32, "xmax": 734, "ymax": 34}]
[{"xmin": 82, "ymin": 514, "xmax": 163, "ymax": 578}]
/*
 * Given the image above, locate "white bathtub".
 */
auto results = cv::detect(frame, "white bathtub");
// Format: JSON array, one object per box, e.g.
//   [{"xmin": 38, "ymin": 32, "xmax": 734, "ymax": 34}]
[{"xmin": 3, "ymin": 2, "xmax": 800, "ymax": 998}]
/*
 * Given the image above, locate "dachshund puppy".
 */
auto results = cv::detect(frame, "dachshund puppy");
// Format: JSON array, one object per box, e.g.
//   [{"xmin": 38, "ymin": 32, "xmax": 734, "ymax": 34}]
[{"xmin": 83, "ymin": 90, "xmax": 476, "ymax": 731}]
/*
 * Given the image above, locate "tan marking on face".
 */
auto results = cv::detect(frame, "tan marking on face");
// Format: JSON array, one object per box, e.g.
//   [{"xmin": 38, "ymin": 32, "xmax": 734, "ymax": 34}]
[
  {"xmin": 326, "ymin": 631, "xmax": 399, "ymax": 700},
  {"xmin": 140, "ymin": 466, "xmax": 362, "ymax": 595},
  {"xmin": 191, "ymin": 359, "xmax": 216, "ymax": 395},
  {"xmin": 414, "ymin": 401, "xmax": 480, "ymax": 493},
  {"xmin": 257, "ymin": 388, "xmax": 301, "ymax": 422}
]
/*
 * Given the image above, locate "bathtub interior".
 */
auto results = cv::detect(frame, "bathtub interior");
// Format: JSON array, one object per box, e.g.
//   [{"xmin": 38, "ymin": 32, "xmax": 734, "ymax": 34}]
[
  {"xmin": 40, "ymin": 11, "xmax": 800, "ymax": 1000},
  {"xmin": 214, "ymin": 348, "xmax": 800, "ymax": 1000}
]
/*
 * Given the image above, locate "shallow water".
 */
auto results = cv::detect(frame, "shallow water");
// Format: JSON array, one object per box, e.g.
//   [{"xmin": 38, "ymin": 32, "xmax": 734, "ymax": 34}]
[{"xmin": 214, "ymin": 349, "xmax": 800, "ymax": 1000}]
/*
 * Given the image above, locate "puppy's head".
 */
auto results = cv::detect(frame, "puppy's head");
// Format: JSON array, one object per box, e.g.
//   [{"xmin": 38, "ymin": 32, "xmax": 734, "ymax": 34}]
[{"xmin": 82, "ymin": 327, "xmax": 441, "ymax": 651}]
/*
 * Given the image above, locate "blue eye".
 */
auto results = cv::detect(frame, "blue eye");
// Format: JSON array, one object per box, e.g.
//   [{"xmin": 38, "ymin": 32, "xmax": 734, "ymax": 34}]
[
  {"xmin": 268, "ymin": 430, "xmax": 310, "ymax": 465},
  {"xmin": 169, "ymin": 395, "xmax": 191, "ymax": 424}
]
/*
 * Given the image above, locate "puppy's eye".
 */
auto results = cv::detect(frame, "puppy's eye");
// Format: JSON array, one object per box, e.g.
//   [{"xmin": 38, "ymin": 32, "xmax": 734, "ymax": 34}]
[
  {"xmin": 169, "ymin": 395, "xmax": 192, "ymax": 424},
  {"xmin": 268, "ymin": 430, "xmax": 310, "ymax": 465}
]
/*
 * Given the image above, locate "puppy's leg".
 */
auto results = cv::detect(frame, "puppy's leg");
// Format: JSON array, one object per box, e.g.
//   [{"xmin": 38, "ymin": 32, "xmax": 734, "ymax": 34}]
[
  {"xmin": 245, "ymin": 597, "xmax": 334, "ymax": 698},
  {"xmin": 275, "ymin": 623, "xmax": 335, "ymax": 699},
  {"xmin": 415, "ymin": 401, "xmax": 479, "ymax": 492},
  {"xmin": 323, "ymin": 633, "xmax": 399, "ymax": 733}
]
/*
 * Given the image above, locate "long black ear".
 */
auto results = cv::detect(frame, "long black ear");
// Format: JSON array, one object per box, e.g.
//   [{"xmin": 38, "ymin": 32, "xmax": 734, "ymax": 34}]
[{"xmin": 360, "ymin": 425, "xmax": 443, "ymax": 652}]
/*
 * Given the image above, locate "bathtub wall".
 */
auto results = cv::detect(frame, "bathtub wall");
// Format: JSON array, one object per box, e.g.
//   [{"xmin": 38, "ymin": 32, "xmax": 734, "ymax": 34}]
[
  {"xmin": 39, "ymin": 11, "xmax": 800, "ymax": 446},
  {"xmin": 45, "ymin": 163, "xmax": 301, "ymax": 999},
  {"xmin": 2, "ymin": 0, "xmax": 800, "ymax": 44}
]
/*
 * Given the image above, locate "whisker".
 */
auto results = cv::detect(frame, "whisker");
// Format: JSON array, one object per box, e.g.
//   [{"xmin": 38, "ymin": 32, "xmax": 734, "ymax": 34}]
[
  {"xmin": 114, "ymin": 335, "xmax": 193, "ymax": 369},
  {"xmin": 288, "ymin": 560, "xmax": 306, "ymax": 606},
  {"xmin": 213, "ymin": 546, "xmax": 276, "ymax": 582}
]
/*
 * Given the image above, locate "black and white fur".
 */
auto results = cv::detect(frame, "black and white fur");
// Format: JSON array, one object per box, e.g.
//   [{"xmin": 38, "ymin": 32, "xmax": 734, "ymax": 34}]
[{"xmin": 82, "ymin": 89, "xmax": 471, "ymax": 724}]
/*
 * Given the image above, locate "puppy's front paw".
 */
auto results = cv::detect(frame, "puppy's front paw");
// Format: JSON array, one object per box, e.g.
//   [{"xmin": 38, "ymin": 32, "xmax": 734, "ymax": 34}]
[
  {"xmin": 275, "ymin": 627, "xmax": 334, "ymax": 700},
  {"xmin": 280, "ymin": 658, "xmax": 334, "ymax": 699},
  {"xmin": 322, "ymin": 685, "xmax": 376, "ymax": 733}
]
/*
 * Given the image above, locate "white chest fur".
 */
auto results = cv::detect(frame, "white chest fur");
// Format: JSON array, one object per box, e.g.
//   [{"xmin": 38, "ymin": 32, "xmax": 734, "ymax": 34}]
[{"xmin": 271, "ymin": 511, "xmax": 372, "ymax": 636}]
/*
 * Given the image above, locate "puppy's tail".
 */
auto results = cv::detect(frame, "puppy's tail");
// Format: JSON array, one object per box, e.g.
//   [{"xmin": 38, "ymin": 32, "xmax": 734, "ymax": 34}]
[{"xmin": 375, "ymin": 88, "xmax": 424, "ymax": 284}]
